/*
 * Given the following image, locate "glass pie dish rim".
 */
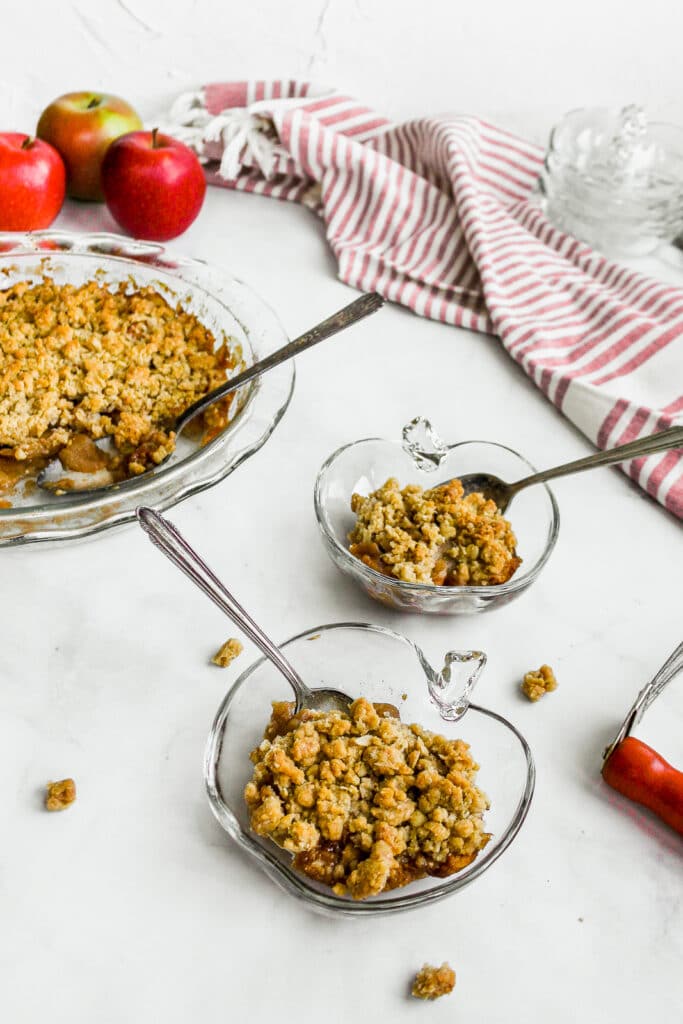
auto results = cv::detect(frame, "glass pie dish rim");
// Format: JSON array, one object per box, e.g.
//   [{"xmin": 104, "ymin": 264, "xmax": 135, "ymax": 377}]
[
  {"xmin": 0, "ymin": 229, "xmax": 295, "ymax": 545},
  {"xmin": 313, "ymin": 430, "xmax": 561, "ymax": 599},
  {"xmin": 203, "ymin": 620, "xmax": 536, "ymax": 917}
]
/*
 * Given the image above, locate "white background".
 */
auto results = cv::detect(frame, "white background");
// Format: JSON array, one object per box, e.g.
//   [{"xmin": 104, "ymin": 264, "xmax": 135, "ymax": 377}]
[
  {"xmin": 2, "ymin": 0, "xmax": 683, "ymax": 140},
  {"xmin": 1, "ymin": 3, "xmax": 682, "ymax": 1022}
]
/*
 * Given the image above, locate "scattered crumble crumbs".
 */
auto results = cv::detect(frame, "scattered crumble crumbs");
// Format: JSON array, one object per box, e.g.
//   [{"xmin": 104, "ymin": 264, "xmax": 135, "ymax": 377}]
[
  {"xmin": 212, "ymin": 637, "xmax": 243, "ymax": 668},
  {"xmin": 401, "ymin": 692, "xmax": 408, "ymax": 701},
  {"xmin": 411, "ymin": 962, "xmax": 456, "ymax": 1000},
  {"xmin": 521, "ymin": 664, "xmax": 558, "ymax": 702},
  {"xmin": 45, "ymin": 778, "xmax": 76, "ymax": 811}
]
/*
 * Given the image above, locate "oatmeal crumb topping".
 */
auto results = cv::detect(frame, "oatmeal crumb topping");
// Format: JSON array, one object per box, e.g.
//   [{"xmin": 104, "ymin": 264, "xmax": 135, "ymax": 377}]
[
  {"xmin": 0, "ymin": 279, "xmax": 238, "ymax": 478},
  {"xmin": 348, "ymin": 477, "xmax": 521, "ymax": 586},
  {"xmin": 522, "ymin": 664, "xmax": 558, "ymax": 702},
  {"xmin": 411, "ymin": 962, "xmax": 456, "ymax": 1000},
  {"xmin": 245, "ymin": 698, "xmax": 490, "ymax": 900}
]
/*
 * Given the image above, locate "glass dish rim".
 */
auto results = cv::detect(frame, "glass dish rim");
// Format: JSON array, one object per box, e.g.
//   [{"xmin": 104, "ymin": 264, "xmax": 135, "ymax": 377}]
[
  {"xmin": 542, "ymin": 159, "xmax": 683, "ymax": 204},
  {"xmin": 0, "ymin": 230, "xmax": 295, "ymax": 544},
  {"xmin": 548, "ymin": 106, "xmax": 683, "ymax": 152},
  {"xmin": 313, "ymin": 435, "xmax": 561, "ymax": 598},
  {"xmin": 541, "ymin": 162, "xmax": 683, "ymax": 209},
  {"xmin": 203, "ymin": 620, "xmax": 536, "ymax": 916}
]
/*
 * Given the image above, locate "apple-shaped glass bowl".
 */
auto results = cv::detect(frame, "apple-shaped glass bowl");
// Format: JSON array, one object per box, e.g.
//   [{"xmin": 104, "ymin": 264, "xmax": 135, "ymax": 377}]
[
  {"xmin": 314, "ymin": 418, "xmax": 560, "ymax": 615},
  {"xmin": 204, "ymin": 622, "xmax": 535, "ymax": 917}
]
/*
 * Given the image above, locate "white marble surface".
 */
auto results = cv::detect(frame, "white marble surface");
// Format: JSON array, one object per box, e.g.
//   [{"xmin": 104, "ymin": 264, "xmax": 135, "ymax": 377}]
[
  {"xmin": 2, "ymin": 187, "xmax": 681, "ymax": 1024},
  {"xmin": 1, "ymin": 5, "xmax": 683, "ymax": 1020}
]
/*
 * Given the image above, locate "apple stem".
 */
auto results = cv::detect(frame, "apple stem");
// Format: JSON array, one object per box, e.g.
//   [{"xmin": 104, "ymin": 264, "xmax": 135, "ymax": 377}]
[
  {"xmin": 87, "ymin": 97, "xmax": 100, "ymax": 109},
  {"xmin": 151, "ymin": 127, "xmax": 159, "ymax": 149},
  {"xmin": 21, "ymin": 136, "xmax": 35, "ymax": 150}
]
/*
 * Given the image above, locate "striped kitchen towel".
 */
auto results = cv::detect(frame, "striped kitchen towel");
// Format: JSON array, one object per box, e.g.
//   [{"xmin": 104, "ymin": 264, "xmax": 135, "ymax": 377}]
[{"xmin": 167, "ymin": 81, "xmax": 683, "ymax": 518}]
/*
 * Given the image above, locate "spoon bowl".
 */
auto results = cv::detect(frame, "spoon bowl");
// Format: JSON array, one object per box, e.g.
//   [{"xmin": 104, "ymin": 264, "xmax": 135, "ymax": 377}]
[
  {"xmin": 302, "ymin": 686, "xmax": 355, "ymax": 714},
  {"xmin": 457, "ymin": 471, "xmax": 513, "ymax": 510}
]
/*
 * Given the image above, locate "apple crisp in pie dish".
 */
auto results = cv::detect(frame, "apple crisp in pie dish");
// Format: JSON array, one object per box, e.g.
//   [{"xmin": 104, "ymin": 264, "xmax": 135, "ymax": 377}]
[
  {"xmin": 244, "ymin": 697, "xmax": 490, "ymax": 900},
  {"xmin": 0, "ymin": 278, "xmax": 239, "ymax": 487},
  {"xmin": 348, "ymin": 477, "xmax": 521, "ymax": 587}
]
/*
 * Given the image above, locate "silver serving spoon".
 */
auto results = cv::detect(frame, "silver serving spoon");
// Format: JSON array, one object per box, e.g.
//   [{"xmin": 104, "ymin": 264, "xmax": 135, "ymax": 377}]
[
  {"xmin": 137, "ymin": 506, "xmax": 352, "ymax": 714},
  {"xmin": 38, "ymin": 291, "xmax": 384, "ymax": 496},
  {"xmin": 452, "ymin": 425, "xmax": 683, "ymax": 512}
]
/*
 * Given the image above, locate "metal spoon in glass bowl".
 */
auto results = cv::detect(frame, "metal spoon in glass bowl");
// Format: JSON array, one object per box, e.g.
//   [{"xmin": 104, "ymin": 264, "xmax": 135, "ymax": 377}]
[
  {"xmin": 37, "ymin": 291, "xmax": 384, "ymax": 496},
  {"xmin": 452, "ymin": 425, "xmax": 683, "ymax": 512},
  {"xmin": 137, "ymin": 506, "xmax": 353, "ymax": 715}
]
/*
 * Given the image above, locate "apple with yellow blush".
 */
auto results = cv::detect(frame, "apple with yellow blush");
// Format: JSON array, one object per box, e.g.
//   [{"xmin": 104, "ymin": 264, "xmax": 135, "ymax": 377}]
[{"xmin": 37, "ymin": 92, "xmax": 142, "ymax": 201}]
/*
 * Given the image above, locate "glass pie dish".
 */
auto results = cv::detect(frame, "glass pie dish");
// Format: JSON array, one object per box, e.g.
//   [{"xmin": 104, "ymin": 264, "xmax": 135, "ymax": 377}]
[
  {"xmin": 0, "ymin": 230, "xmax": 294, "ymax": 546},
  {"xmin": 314, "ymin": 418, "xmax": 560, "ymax": 614},
  {"xmin": 204, "ymin": 622, "xmax": 535, "ymax": 917}
]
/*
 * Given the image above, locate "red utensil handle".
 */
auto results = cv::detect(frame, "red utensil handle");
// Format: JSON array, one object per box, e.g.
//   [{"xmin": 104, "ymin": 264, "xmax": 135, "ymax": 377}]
[{"xmin": 602, "ymin": 737, "xmax": 683, "ymax": 836}]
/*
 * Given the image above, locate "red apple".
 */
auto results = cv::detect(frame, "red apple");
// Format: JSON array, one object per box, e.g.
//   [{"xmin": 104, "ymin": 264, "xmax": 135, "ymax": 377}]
[
  {"xmin": 0, "ymin": 133, "xmax": 66, "ymax": 230},
  {"xmin": 102, "ymin": 129, "xmax": 206, "ymax": 241},
  {"xmin": 36, "ymin": 92, "xmax": 142, "ymax": 201}
]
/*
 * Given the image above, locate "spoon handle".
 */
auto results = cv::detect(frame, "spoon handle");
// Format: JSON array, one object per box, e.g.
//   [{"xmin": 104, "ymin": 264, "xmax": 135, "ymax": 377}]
[
  {"xmin": 177, "ymin": 291, "xmax": 384, "ymax": 432},
  {"xmin": 136, "ymin": 507, "xmax": 312, "ymax": 704},
  {"xmin": 605, "ymin": 640, "xmax": 683, "ymax": 760},
  {"xmin": 512, "ymin": 425, "xmax": 683, "ymax": 494}
]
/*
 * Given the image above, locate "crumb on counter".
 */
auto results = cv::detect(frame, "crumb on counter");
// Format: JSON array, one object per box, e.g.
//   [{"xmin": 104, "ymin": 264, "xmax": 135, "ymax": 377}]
[
  {"xmin": 245, "ymin": 697, "xmax": 490, "ymax": 900},
  {"xmin": 411, "ymin": 962, "xmax": 456, "ymax": 1000},
  {"xmin": 348, "ymin": 477, "xmax": 520, "ymax": 587},
  {"xmin": 45, "ymin": 778, "xmax": 76, "ymax": 811},
  {"xmin": 521, "ymin": 664, "xmax": 558, "ymax": 702},
  {"xmin": 212, "ymin": 637, "xmax": 243, "ymax": 668}
]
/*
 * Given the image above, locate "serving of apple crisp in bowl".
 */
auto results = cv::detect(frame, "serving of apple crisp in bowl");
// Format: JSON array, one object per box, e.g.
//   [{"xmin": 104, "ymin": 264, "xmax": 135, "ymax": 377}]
[
  {"xmin": 0, "ymin": 231, "xmax": 294, "ymax": 544},
  {"xmin": 205, "ymin": 623, "xmax": 535, "ymax": 916},
  {"xmin": 0, "ymin": 278, "xmax": 238, "ymax": 481},
  {"xmin": 315, "ymin": 418, "xmax": 560, "ymax": 614}
]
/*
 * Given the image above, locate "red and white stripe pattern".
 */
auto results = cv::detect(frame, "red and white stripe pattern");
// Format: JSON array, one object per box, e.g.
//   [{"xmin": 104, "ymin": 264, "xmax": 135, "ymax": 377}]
[{"xmin": 169, "ymin": 81, "xmax": 683, "ymax": 518}]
